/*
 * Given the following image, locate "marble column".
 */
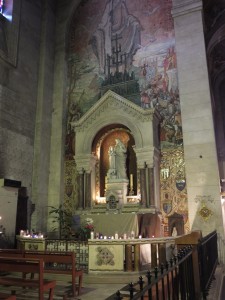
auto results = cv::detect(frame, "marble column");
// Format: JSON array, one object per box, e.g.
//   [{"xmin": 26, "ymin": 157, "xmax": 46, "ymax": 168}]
[
  {"xmin": 85, "ymin": 172, "xmax": 92, "ymax": 208},
  {"xmin": 140, "ymin": 166, "xmax": 155, "ymax": 208},
  {"xmin": 172, "ymin": 0, "xmax": 224, "ymax": 236},
  {"xmin": 125, "ymin": 244, "xmax": 133, "ymax": 271},
  {"xmin": 78, "ymin": 171, "xmax": 84, "ymax": 209},
  {"xmin": 134, "ymin": 244, "xmax": 140, "ymax": 271},
  {"xmin": 151, "ymin": 243, "xmax": 157, "ymax": 268},
  {"xmin": 140, "ymin": 168, "xmax": 147, "ymax": 207},
  {"xmin": 149, "ymin": 167, "xmax": 155, "ymax": 207}
]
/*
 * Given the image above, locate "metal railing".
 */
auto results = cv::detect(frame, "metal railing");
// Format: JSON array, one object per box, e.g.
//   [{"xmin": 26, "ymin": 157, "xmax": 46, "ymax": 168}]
[
  {"xmin": 106, "ymin": 246, "xmax": 195, "ymax": 300},
  {"xmin": 217, "ymin": 232, "xmax": 225, "ymax": 265},
  {"xmin": 198, "ymin": 231, "xmax": 218, "ymax": 300},
  {"xmin": 106, "ymin": 231, "xmax": 219, "ymax": 299}
]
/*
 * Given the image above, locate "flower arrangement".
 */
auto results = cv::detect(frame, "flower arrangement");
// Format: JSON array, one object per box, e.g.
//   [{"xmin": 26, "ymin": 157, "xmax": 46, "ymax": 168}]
[{"xmin": 78, "ymin": 218, "xmax": 94, "ymax": 241}]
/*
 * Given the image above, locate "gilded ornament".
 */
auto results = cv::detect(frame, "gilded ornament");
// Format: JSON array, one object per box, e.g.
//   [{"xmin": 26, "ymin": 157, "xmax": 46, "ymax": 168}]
[{"xmin": 198, "ymin": 202, "xmax": 213, "ymax": 221}]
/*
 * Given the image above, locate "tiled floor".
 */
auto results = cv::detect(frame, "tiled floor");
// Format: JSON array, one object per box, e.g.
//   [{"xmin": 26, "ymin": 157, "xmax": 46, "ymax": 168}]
[
  {"xmin": 78, "ymin": 271, "xmax": 142, "ymax": 299},
  {"xmin": 79, "ymin": 265, "xmax": 225, "ymax": 300},
  {"xmin": 0, "ymin": 266, "xmax": 223, "ymax": 299},
  {"xmin": 76, "ymin": 283, "xmax": 125, "ymax": 300},
  {"xmin": 0, "ymin": 271, "xmax": 139, "ymax": 300}
]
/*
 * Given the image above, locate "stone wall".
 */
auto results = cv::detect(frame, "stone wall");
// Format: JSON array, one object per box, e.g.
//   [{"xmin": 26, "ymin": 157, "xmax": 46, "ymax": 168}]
[{"xmin": 0, "ymin": 1, "xmax": 56, "ymax": 232}]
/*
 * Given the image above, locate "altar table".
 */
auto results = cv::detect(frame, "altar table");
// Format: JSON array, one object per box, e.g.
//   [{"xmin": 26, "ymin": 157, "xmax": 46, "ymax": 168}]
[{"xmin": 79, "ymin": 213, "xmax": 139, "ymax": 237}]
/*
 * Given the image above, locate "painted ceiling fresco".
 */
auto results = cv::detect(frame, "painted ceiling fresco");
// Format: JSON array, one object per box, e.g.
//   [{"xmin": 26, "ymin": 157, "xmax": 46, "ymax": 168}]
[{"xmin": 68, "ymin": 0, "xmax": 182, "ymax": 149}]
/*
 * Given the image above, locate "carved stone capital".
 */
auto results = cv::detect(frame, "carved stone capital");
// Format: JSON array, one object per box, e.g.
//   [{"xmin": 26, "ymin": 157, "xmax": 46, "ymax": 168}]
[{"xmin": 75, "ymin": 153, "xmax": 97, "ymax": 173}]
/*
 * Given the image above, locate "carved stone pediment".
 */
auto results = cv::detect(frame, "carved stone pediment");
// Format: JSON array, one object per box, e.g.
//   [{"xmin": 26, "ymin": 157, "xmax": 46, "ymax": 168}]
[
  {"xmin": 72, "ymin": 90, "xmax": 160, "ymax": 156},
  {"xmin": 72, "ymin": 90, "xmax": 159, "ymax": 133}
]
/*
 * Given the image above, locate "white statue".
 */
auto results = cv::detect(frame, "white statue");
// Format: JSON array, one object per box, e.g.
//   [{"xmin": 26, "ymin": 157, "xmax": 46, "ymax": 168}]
[
  {"xmin": 108, "ymin": 146, "xmax": 116, "ymax": 169},
  {"xmin": 108, "ymin": 139, "xmax": 127, "ymax": 179},
  {"xmin": 172, "ymin": 226, "xmax": 178, "ymax": 237}
]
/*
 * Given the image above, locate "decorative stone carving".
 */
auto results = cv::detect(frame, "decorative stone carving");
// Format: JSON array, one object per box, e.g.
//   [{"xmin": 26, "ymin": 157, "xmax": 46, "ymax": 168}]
[
  {"xmin": 73, "ymin": 90, "xmax": 161, "ymax": 208},
  {"xmin": 73, "ymin": 90, "xmax": 158, "ymax": 133},
  {"xmin": 96, "ymin": 247, "xmax": 115, "ymax": 266}
]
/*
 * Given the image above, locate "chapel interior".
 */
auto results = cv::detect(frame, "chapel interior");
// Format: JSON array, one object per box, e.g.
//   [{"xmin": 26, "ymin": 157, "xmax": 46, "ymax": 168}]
[{"xmin": 0, "ymin": 0, "xmax": 225, "ymax": 248}]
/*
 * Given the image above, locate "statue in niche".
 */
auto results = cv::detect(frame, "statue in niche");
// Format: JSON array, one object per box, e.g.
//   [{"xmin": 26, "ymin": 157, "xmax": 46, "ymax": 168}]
[
  {"xmin": 108, "ymin": 146, "xmax": 116, "ymax": 170},
  {"xmin": 107, "ymin": 139, "xmax": 127, "ymax": 180}
]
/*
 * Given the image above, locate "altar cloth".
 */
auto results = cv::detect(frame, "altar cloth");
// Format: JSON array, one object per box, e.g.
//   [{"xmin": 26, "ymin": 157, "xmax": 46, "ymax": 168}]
[{"xmin": 79, "ymin": 213, "xmax": 139, "ymax": 237}]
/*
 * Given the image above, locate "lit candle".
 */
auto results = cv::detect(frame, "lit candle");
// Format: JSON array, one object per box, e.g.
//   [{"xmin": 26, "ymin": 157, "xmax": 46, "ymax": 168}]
[
  {"xmin": 130, "ymin": 174, "xmax": 133, "ymax": 189},
  {"xmin": 90, "ymin": 231, "xmax": 94, "ymax": 239}
]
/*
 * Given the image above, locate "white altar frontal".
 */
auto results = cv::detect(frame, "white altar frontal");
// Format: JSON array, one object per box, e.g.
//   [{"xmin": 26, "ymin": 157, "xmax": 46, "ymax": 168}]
[
  {"xmin": 88, "ymin": 240, "xmax": 124, "ymax": 271},
  {"xmin": 88, "ymin": 237, "xmax": 175, "ymax": 272}
]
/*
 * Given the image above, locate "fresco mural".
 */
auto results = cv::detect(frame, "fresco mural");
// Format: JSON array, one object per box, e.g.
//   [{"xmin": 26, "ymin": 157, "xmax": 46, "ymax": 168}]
[
  {"xmin": 65, "ymin": 0, "xmax": 188, "ymax": 234},
  {"xmin": 67, "ymin": 0, "xmax": 182, "ymax": 149}
]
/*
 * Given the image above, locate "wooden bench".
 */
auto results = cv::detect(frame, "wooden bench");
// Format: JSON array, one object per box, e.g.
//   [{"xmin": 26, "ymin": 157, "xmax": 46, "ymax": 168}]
[
  {"xmin": 0, "ymin": 293, "xmax": 16, "ymax": 300},
  {"xmin": 24, "ymin": 250, "xmax": 83, "ymax": 297},
  {"xmin": 0, "ymin": 249, "xmax": 24, "ymax": 258},
  {"xmin": 0, "ymin": 257, "xmax": 56, "ymax": 300},
  {"xmin": 0, "ymin": 249, "xmax": 83, "ymax": 296}
]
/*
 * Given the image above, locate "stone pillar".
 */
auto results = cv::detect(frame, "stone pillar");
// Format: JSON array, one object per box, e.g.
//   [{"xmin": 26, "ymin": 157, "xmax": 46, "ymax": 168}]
[
  {"xmin": 172, "ymin": 0, "xmax": 224, "ymax": 236},
  {"xmin": 32, "ymin": 1, "xmax": 57, "ymax": 233},
  {"xmin": 75, "ymin": 154, "xmax": 97, "ymax": 209}
]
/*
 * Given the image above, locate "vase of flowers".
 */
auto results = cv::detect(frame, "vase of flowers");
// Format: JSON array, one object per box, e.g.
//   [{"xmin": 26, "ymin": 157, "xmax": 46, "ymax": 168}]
[{"xmin": 78, "ymin": 218, "xmax": 94, "ymax": 241}]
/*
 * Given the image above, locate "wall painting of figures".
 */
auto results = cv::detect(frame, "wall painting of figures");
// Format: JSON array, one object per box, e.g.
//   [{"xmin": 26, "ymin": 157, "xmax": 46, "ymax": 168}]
[{"xmin": 65, "ymin": 0, "xmax": 189, "ymax": 235}]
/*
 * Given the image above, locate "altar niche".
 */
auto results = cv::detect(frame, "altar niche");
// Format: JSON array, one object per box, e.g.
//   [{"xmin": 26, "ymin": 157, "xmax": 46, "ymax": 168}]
[
  {"xmin": 105, "ymin": 138, "xmax": 130, "ymax": 210},
  {"xmin": 72, "ymin": 90, "xmax": 161, "ymax": 213}
]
